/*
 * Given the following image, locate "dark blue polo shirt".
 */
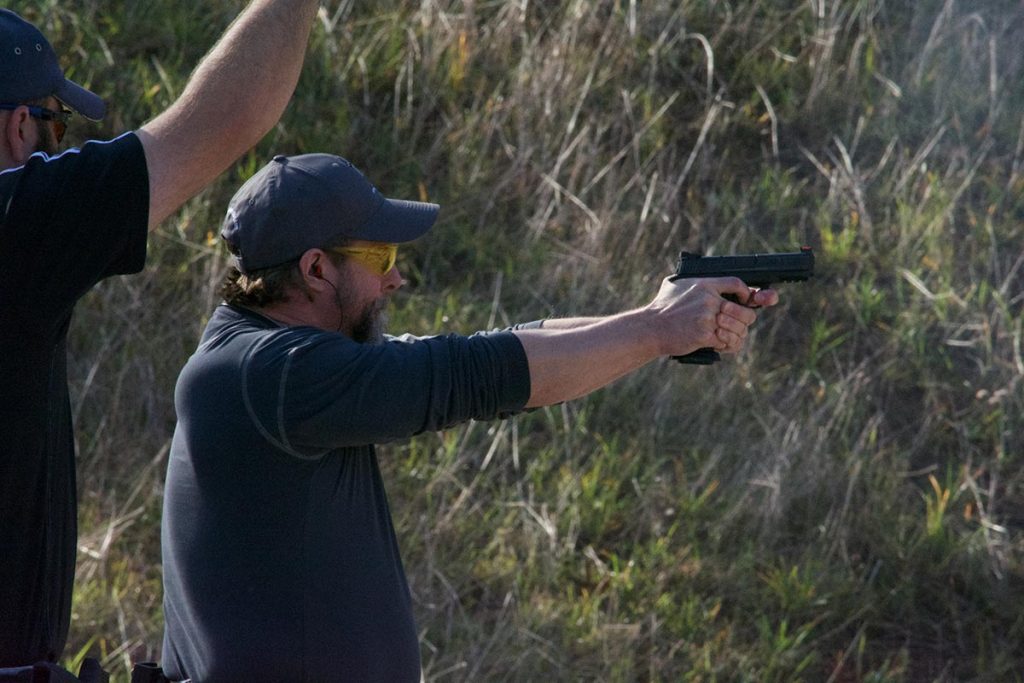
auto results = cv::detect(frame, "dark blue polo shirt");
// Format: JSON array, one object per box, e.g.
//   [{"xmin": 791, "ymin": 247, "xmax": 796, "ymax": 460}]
[
  {"xmin": 0, "ymin": 133, "xmax": 150, "ymax": 665},
  {"xmin": 161, "ymin": 304, "xmax": 531, "ymax": 682}
]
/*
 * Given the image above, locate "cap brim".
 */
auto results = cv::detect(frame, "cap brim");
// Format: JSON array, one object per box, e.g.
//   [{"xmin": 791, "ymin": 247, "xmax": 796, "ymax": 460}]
[
  {"xmin": 357, "ymin": 198, "xmax": 439, "ymax": 244},
  {"xmin": 55, "ymin": 78, "xmax": 106, "ymax": 121}
]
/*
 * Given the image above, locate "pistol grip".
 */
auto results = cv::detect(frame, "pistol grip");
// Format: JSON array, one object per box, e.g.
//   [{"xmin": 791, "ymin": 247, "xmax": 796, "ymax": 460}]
[{"xmin": 672, "ymin": 348, "xmax": 721, "ymax": 365}]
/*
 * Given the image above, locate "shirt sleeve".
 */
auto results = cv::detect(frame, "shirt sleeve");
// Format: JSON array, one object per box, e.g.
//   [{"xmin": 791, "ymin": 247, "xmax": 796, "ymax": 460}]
[
  {"xmin": 510, "ymin": 320, "xmax": 545, "ymax": 330},
  {"xmin": 0, "ymin": 132, "xmax": 149, "ymax": 317},
  {"xmin": 239, "ymin": 328, "xmax": 532, "ymax": 454}
]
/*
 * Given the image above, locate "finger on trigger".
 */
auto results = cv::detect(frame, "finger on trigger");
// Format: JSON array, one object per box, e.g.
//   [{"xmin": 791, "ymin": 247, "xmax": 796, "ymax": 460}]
[{"xmin": 752, "ymin": 288, "xmax": 780, "ymax": 307}]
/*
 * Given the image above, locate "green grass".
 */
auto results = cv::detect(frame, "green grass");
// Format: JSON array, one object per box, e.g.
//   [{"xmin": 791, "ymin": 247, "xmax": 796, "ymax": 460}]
[{"xmin": 6, "ymin": 0, "xmax": 1023, "ymax": 680}]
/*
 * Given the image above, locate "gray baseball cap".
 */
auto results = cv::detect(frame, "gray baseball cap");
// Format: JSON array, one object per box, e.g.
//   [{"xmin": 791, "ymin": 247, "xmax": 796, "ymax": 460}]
[
  {"xmin": 0, "ymin": 9, "xmax": 106, "ymax": 120},
  {"xmin": 222, "ymin": 154, "xmax": 440, "ymax": 274}
]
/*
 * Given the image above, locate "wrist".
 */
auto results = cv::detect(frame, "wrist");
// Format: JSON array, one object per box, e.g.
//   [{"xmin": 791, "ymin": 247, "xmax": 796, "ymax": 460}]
[{"xmin": 621, "ymin": 306, "xmax": 665, "ymax": 360}]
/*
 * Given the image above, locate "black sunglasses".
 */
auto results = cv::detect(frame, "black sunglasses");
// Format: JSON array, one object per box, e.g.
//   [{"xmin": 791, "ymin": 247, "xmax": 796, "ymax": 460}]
[{"xmin": 0, "ymin": 103, "xmax": 73, "ymax": 144}]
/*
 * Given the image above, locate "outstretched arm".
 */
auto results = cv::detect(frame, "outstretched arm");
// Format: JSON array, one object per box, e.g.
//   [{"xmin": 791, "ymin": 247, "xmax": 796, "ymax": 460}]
[
  {"xmin": 136, "ymin": 0, "xmax": 320, "ymax": 230},
  {"xmin": 513, "ymin": 277, "xmax": 779, "ymax": 407}
]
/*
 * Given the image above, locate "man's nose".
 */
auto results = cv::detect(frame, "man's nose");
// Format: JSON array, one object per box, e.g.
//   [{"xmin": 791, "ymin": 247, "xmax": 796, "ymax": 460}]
[{"xmin": 382, "ymin": 265, "xmax": 404, "ymax": 292}]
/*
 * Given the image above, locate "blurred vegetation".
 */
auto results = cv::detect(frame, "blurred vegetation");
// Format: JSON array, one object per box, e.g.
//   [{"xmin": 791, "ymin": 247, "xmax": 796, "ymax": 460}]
[{"xmin": 8, "ymin": 0, "xmax": 1023, "ymax": 680}]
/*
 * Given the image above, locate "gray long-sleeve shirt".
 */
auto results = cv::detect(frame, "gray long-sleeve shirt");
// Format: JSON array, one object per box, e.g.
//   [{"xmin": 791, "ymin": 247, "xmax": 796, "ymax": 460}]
[{"xmin": 161, "ymin": 304, "xmax": 531, "ymax": 682}]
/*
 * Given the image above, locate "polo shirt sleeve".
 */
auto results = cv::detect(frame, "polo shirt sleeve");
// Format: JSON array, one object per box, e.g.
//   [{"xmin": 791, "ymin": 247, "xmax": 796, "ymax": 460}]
[
  {"xmin": 240, "ymin": 328, "xmax": 532, "ymax": 455},
  {"xmin": 0, "ymin": 132, "xmax": 149, "ymax": 316}
]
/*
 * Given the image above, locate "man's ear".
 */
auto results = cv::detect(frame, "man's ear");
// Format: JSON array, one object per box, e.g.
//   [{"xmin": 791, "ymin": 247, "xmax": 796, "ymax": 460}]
[
  {"xmin": 3, "ymin": 106, "xmax": 36, "ymax": 165},
  {"xmin": 298, "ymin": 249, "xmax": 328, "ymax": 286}
]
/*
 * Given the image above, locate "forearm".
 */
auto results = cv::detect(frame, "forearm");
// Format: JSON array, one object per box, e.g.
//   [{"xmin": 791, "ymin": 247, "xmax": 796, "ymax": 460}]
[
  {"xmin": 512, "ymin": 277, "xmax": 780, "ymax": 406},
  {"xmin": 139, "ymin": 0, "xmax": 320, "ymax": 227},
  {"xmin": 180, "ymin": 0, "xmax": 319, "ymax": 126},
  {"xmin": 513, "ymin": 309, "xmax": 661, "ymax": 408},
  {"xmin": 531, "ymin": 316, "xmax": 606, "ymax": 330}
]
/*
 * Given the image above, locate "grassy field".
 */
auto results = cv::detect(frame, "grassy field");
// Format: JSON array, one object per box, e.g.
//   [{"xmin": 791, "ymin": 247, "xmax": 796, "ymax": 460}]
[{"xmin": 9, "ymin": 0, "xmax": 1024, "ymax": 680}]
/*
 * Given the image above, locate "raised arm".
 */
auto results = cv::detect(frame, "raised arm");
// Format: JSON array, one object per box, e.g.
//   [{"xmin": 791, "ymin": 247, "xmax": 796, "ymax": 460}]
[
  {"xmin": 513, "ymin": 277, "xmax": 779, "ymax": 407},
  {"xmin": 136, "ymin": 0, "xmax": 320, "ymax": 230}
]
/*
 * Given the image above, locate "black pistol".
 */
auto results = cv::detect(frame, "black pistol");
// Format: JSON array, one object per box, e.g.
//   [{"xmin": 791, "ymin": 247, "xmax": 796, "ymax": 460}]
[{"xmin": 670, "ymin": 247, "xmax": 815, "ymax": 365}]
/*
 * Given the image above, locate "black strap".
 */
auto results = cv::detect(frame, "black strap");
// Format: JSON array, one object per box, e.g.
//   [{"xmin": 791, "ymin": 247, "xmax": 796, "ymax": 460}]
[
  {"xmin": 129, "ymin": 663, "xmax": 171, "ymax": 683},
  {"xmin": 74, "ymin": 660, "xmax": 107, "ymax": 683}
]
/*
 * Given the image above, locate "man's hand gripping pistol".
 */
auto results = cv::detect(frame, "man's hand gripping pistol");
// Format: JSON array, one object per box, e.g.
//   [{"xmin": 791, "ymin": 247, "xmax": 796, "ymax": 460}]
[{"xmin": 671, "ymin": 247, "xmax": 815, "ymax": 365}]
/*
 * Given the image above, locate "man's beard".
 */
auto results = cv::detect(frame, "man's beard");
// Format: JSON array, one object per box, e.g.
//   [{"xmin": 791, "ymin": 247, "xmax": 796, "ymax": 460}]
[
  {"xmin": 35, "ymin": 119, "xmax": 59, "ymax": 156},
  {"xmin": 351, "ymin": 299, "xmax": 388, "ymax": 344},
  {"xmin": 327, "ymin": 262, "xmax": 389, "ymax": 344}
]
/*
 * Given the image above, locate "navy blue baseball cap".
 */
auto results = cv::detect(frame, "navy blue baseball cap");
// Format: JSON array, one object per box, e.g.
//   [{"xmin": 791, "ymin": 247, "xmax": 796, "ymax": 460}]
[
  {"xmin": 0, "ymin": 9, "xmax": 106, "ymax": 120},
  {"xmin": 222, "ymin": 154, "xmax": 440, "ymax": 273}
]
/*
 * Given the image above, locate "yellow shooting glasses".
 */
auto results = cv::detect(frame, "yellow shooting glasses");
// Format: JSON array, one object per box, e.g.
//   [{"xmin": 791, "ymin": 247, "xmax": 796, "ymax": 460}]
[{"xmin": 331, "ymin": 243, "xmax": 398, "ymax": 276}]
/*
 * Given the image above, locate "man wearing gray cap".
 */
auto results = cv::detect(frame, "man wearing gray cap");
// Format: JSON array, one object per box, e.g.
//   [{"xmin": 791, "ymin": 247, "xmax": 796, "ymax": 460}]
[
  {"xmin": 160, "ymin": 153, "xmax": 778, "ymax": 681},
  {"xmin": 0, "ymin": 1, "xmax": 320, "ymax": 672}
]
